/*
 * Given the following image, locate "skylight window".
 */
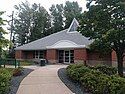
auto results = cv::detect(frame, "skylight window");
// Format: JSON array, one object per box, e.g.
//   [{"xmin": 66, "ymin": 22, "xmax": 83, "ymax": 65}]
[{"xmin": 68, "ymin": 18, "xmax": 79, "ymax": 32}]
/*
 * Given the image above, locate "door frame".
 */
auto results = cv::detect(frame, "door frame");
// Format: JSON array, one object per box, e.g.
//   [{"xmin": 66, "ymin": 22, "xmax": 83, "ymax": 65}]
[{"xmin": 58, "ymin": 49, "xmax": 74, "ymax": 64}]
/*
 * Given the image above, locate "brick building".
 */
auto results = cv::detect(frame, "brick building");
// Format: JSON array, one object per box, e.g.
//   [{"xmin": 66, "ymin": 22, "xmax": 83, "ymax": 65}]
[{"xmin": 15, "ymin": 18, "xmax": 111, "ymax": 65}]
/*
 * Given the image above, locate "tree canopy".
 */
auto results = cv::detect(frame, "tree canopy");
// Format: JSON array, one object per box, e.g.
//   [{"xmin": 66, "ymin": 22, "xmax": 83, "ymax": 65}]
[
  {"xmin": 13, "ymin": 2, "xmax": 51, "ymax": 45},
  {"xmin": 12, "ymin": 1, "xmax": 82, "ymax": 46},
  {"xmin": 0, "ymin": 12, "xmax": 9, "ymax": 58},
  {"xmin": 79, "ymin": 0, "xmax": 125, "ymax": 76}
]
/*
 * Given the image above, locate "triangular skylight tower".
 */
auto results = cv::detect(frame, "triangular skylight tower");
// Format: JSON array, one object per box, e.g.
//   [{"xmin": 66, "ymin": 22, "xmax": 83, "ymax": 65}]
[{"xmin": 67, "ymin": 18, "xmax": 79, "ymax": 32}]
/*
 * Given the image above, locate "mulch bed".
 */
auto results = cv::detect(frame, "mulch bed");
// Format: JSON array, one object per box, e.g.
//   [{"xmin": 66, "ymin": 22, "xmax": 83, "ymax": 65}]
[
  {"xmin": 8, "ymin": 68, "xmax": 34, "ymax": 94},
  {"xmin": 58, "ymin": 68, "xmax": 89, "ymax": 94}
]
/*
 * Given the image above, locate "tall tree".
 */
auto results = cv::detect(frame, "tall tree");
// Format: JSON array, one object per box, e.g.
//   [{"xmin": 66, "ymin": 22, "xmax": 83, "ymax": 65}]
[
  {"xmin": 79, "ymin": 0, "xmax": 125, "ymax": 76},
  {"xmin": 64, "ymin": 1, "xmax": 82, "ymax": 28},
  {"xmin": 14, "ymin": 1, "xmax": 51, "ymax": 45},
  {"xmin": 29, "ymin": 4, "xmax": 51, "ymax": 42},
  {"xmin": 14, "ymin": 1, "xmax": 32, "ymax": 45},
  {"xmin": 49, "ymin": 4, "xmax": 64, "ymax": 33},
  {"xmin": 0, "ymin": 12, "xmax": 9, "ymax": 58}
]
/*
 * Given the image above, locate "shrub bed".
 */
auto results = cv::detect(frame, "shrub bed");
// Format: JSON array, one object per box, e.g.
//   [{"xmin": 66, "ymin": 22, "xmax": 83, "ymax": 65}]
[
  {"xmin": 93, "ymin": 65, "xmax": 117, "ymax": 75},
  {"xmin": 0, "ymin": 69, "xmax": 12, "ymax": 94},
  {"xmin": 66, "ymin": 64, "xmax": 125, "ymax": 94},
  {"xmin": 0, "ymin": 67, "xmax": 23, "ymax": 94},
  {"xmin": 13, "ymin": 67, "xmax": 23, "ymax": 76}
]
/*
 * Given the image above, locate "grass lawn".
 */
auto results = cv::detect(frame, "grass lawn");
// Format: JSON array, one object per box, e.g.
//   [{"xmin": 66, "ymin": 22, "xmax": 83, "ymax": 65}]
[
  {"xmin": 0, "ymin": 68, "xmax": 14, "ymax": 74},
  {"xmin": 20, "ymin": 61, "xmax": 34, "ymax": 66}
]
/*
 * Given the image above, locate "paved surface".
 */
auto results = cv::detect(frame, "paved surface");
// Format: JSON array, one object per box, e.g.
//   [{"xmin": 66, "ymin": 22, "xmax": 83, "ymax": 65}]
[{"xmin": 17, "ymin": 65, "xmax": 73, "ymax": 94}]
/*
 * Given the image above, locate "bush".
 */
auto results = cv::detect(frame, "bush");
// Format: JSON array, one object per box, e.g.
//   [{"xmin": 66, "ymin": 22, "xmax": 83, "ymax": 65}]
[
  {"xmin": 66, "ymin": 64, "xmax": 125, "ymax": 94},
  {"xmin": 94, "ymin": 65, "xmax": 117, "ymax": 75},
  {"xmin": 13, "ymin": 67, "xmax": 23, "ymax": 76},
  {"xmin": 0, "ymin": 69, "xmax": 12, "ymax": 94},
  {"xmin": 108, "ymin": 75, "xmax": 125, "ymax": 94},
  {"xmin": 67, "ymin": 65, "xmax": 90, "ymax": 81},
  {"xmin": 80, "ymin": 70, "xmax": 110, "ymax": 94}
]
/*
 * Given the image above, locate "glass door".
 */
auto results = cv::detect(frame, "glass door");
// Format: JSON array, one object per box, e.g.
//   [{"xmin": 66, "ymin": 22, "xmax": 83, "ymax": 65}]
[
  {"xmin": 58, "ymin": 50, "xmax": 74, "ymax": 63},
  {"xmin": 58, "ymin": 50, "xmax": 64, "ymax": 63},
  {"xmin": 64, "ymin": 51, "xmax": 70, "ymax": 63}
]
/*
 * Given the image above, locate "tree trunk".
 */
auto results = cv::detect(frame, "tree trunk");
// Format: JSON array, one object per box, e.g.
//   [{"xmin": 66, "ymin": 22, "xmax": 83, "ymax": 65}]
[
  {"xmin": 0, "ymin": 47, "xmax": 2, "ymax": 59},
  {"xmin": 116, "ymin": 52, "xmax": 124, "ymax": 77}
]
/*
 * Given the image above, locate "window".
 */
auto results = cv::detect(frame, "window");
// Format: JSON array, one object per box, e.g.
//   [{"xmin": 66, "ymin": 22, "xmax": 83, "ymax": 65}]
[
  {"xmin": 39, "ymin": 51, "xmax": 44, "ymax": 58},
  {"xmin": 34, "ymin": 51, "xmax": 44, "ymax": 59}
]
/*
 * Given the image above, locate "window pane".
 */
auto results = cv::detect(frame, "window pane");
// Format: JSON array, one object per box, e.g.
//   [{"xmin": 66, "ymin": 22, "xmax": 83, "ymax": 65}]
[{"xmin": 39, "ymin": 51, "xmax": 44, "ymax": 58}]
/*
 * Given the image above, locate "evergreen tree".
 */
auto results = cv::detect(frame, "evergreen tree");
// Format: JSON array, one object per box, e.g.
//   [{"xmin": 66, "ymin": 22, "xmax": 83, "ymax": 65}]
[
  {"xmin": 64, "ymin": 1, "xmax": 82, "ymax": 28},
  {"xmin": 50, "ymin": 4, "xmax": 64, "ymax": 33},
  {"xmin": 0, "ymin": 12, "xmax": 9, "ymax": 58},
  {"xmin": 14, "ymin": 1, "xmax": 51, "ymax": 45}
]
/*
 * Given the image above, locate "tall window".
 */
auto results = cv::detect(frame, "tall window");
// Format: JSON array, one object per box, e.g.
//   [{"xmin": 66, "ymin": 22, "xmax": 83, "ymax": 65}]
[{"xmin": 34, "ymin": 51, "xmax": 44, "ymax": 59}]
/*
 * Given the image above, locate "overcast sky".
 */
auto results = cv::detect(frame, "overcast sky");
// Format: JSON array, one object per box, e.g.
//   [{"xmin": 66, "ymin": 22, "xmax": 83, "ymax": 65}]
[{"xmin": 0, "ymin": 0, "xmax": 87, "ymax": 39}]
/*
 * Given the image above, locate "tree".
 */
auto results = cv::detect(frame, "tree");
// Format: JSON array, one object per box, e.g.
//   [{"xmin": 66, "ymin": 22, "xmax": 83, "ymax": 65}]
[
  {"xmin": 14, "ymin": 1, "xmax": 32, "ymax": 45},
  {"xmin": 64, "ymin": 1, "xmax": 82, "ymax": 28},
  {"xmin": 50, "ymin": 4, "xmax": 64, "ymax": 33},
  {"xmin": 79, "ymin": 0, "xmax": 125, "ymax": 76},
  {"xmin": 0, "ymin": 12, "xmax": 9, "ymax": 58},
  {"xmin": 49, "ymin": 1, "xmax": 82, "ymax": 32},
  {"xmin": 14, "ymin": 1, "xmax": 51, "ymax": 45},
  {"xmin": 29, "ymin": 4, "xmax": 51, "ymax": 42}
]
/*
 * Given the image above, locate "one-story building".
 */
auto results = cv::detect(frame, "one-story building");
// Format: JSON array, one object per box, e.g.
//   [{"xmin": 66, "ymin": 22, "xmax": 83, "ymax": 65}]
[{"xmin": 15, "ymin": 18, "xmax": 112, "ymax": 66}]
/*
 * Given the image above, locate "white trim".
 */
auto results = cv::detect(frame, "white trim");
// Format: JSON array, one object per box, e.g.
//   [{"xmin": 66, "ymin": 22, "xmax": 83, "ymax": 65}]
[
  {"xmin": 46, "ymin": 40, "xmax": 86, "ymax": 49},
  {"xmin": 34, "ymin": 51, "xmax": 44, "ymax": 59},
  {"xmin": 67, "ymin": 18, "xmax": 79, "ymax": 33},
  {"xmin": 58, "ymin": 50, "xmax": 74, "ymax": 64}
]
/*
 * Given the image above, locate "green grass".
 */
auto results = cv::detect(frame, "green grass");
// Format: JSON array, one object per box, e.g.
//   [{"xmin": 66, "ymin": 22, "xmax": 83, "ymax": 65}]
[
  {"xmin": 20, "ymin": 61, "xmax": 34, "ymax": 66},
  {"xmin": 0, "ymin": 68, "xmax": 14, "ymax": 75}
]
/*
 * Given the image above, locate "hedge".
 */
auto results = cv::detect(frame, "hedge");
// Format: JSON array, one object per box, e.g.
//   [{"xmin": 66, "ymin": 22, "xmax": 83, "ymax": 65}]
[
  {"xmin": 66, "ymin": 64, "xmax": 125, "ymax": 94},
  {"xmin": 0, "ymin": 69, "xmax": 12, "ymax": 94}
]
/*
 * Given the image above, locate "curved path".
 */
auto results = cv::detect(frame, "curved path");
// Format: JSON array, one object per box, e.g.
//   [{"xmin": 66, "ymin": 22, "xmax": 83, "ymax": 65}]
[{"xmin": 17, "ymin": 65, "xmax": 73, "ymax": 94}]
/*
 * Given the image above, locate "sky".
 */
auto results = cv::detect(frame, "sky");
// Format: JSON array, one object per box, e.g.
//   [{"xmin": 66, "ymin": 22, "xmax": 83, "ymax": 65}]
[{"xmin": 0, "ymin": 0, "xmax": 87, "ymax": 39}]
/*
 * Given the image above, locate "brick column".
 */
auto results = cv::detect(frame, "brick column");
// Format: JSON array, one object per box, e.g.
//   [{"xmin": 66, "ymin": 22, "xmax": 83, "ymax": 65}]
[
  {"xmin": 74, "ymin": 48, "xmax": 87, "ymax": 63},
  {"xmin": 15, "ymin": 50, "xmax": 23, "ymax": 59},
  {"xmin": 27, "ymin": 51, "xmax": 33, "ymax": 59},
  {"xmin": 111, "ymin": 50, "xmax": 117, "ymax": 67},
  {"xmin": 46, "ymin": 49, "xmax": 57, "ymax": 64}
]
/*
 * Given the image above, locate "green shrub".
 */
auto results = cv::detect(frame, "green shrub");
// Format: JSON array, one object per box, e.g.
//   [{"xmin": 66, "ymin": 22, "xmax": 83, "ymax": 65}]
[
  {"xmin": 66, "ymin": 64, "xmax": 90, "ymax": 81},
  {"xmin": 80, "ymin": 70, "xmax": 110, "ymax": 94},
  {"xmin": 13, "ymin": 67, "xmax": 23, "ymax": 76},
  {"xmin": 0, "ymin": 69, "xmax": 12, "ymax": 94},
  {"xmin": 66, "ymin": 64, "xmax": 125, "ymax": 94},
  {"xmin": 108, "ymin": 75, "xmax": 125, "ymax": 94},
  {"xmin": 94, "ymin": 65, "xmax": 117, "ymax": 75},
  {"xmin": 66, "ymin": 63, "xmax": 84, "ymax": 70}
]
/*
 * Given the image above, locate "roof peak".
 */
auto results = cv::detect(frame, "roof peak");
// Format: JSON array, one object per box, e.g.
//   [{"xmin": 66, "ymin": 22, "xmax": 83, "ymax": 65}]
[{"xmin": 67, "ymin": 18, "xmax": 79, "ymax": 33}]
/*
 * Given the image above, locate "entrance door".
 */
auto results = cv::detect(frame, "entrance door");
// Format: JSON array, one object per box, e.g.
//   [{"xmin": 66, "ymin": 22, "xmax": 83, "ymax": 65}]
[
  {"xmin": 58, "ymin": 50, "xmax": 64, "ymax": 63},
  {"xmin": 64, "ymin": 51, "xmax": 70, "ymax": 63},
  {"xmin": 58, "ymin": 50, "xmax": 74, "ymax": 63}
]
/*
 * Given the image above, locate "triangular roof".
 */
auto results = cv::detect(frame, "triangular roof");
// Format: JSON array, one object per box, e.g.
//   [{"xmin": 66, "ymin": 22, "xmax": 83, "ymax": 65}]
[
  {"xmin": 67, "ymin": 18, "xmax": 79, "ymax": 32},
  {"xmin": 15, "ymin": 19, "xmax": 93, "ymax": 50}
]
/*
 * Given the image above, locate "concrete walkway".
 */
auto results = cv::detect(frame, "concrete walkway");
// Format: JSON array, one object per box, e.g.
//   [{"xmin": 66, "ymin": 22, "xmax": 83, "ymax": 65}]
[{"xmin": 17, "ymin": 65, "xmax": 73, "ymax": 94}]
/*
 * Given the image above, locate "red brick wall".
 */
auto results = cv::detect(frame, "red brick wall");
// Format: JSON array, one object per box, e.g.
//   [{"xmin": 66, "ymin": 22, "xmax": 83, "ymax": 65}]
[
  {"xmin": 15, "ymin": 50, "xmax": 23, "ymax": 59},
  {"xmin": 15, "ymin": 50, "xmax": 34, "ymax": 59},
  {"xmin": 87, "ymin": 50, "xmax": 111, "ymax": 66},
  {"xmin": 88, "ymin": 52, "xmax": 111, "ymax": 61},
  {"xmin": 112, "ymin": 50, "xmax": 125, "ymax": 61},
  {"xmin": 24, "ymin": 51, "xmax": 33, "ymax": 59},
  {"xmin": 46, "ymin": 49, "xmax": 57, "ymax": 63},
  {"xmin": 74, "ymin": 48, "xmax": 87, "ymax": 61},
  {"xmin": 112, "ymin": 50, "xmax": 117, "ymax": 61}
]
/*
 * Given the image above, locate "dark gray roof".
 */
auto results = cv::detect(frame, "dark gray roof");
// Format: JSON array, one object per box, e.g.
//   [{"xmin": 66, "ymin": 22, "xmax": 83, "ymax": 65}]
[
  {"xmin": 15, "ymin": 29, "xmax": 93, "ymax": 50},
  {"xmin": 15, "ymin": 18, "xmax": 93, "ymax": 50}
]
